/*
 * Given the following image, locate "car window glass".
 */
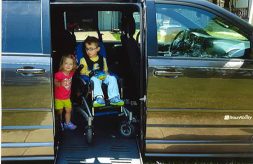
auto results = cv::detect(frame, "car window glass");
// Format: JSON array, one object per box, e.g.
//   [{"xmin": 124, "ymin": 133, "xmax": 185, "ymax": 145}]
[
  {"xmin": 67, "ymin": 11, "xmax": 140, "ymax": 42},
  {"xmin": 65, "ymin": 11, "xmax": 121, "ymax": 42},
  {"xmin": 133, "ymin": 12, "xmax": 141, "ymax": 43},
  {"xmin": 2, "ymin": 1, "xmax": 42, "ymax": 53},
  {"xmin": 156, "ymin": 4, "xmax": 250, "ymax": 59}
]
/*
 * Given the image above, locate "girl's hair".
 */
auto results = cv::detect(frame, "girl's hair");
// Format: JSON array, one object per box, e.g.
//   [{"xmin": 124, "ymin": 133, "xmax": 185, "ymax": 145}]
[{"xmin": 59, "ymin": 54, "xmax": 77, "ymax": 72}]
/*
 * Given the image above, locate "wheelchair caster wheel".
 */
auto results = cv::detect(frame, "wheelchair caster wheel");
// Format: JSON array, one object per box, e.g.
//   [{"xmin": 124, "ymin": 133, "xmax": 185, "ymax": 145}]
[
  {"xmin": 119, "ymin": 121, "xmax": 135, "ymax": 138},
  {"xmin": 85, "ymin": 127, "xmax": 93, "ymax": 144}
]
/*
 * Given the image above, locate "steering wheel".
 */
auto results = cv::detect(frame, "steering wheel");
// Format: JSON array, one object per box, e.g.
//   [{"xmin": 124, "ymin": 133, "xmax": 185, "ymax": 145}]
[{"xmin": 170, "ymin": 29, "xmax": 191, "ymax": 54}]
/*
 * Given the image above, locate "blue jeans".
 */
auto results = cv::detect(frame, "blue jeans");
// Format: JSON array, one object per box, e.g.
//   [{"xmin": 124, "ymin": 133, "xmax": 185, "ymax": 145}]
[{"xmin": 91, "ymin": 75, "xmax": 120, "ymax": 99}]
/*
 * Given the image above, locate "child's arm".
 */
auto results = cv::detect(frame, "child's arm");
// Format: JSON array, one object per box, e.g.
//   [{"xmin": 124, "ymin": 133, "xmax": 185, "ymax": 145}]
[
  {"xmin": 80, "ymin": 58, "xmax": 91, "ymax": 76},
  {"xmin": 54, "ymin": 72, "xmax": 62, "ymax": 87},
  {"xmin": 54, "ymin": 79, "xmax": 61, "ymax": 87}
]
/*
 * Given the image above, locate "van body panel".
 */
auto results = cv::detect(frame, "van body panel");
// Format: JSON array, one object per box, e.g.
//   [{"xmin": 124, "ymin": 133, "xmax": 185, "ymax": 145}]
[
  {"xmin": 145, "ymin": 144, "xmax": 253, "ymax": 154},
  {"xmin": 42, "ymin": 0, "xmax": 52, "ymax": 54},
  {"xmin": 2, "ymin": 110, "xmax": 54, "ymax": 157},
  {"xmin": 2, "ymin": 110, "xmax": 53, "ymax": 128},
  {"xmin": 148, "ymin": 58, "xmax": 253, "ymax": 110},
  {"xmin": 2, "ymin": 147, "xmax": 54, "ymax": 157},
  {"xmin": 2, "ymin": 128, "xmax": 54, "ymax": 143},
  {"xmin": 147, "ymin": 126, "xmax": 253, "ymax": 140},
  {"xmin": 1, "ymin": 55, "xmax": 54, "ymax": 158},
  {"xmin": 2, "ymin": 56, "xmax": 52, "ymax": 109},
  {"xmin": 145, "ymin": 0, "xmax": 253, "ymax": 156},
  {"xmin": 1, "ymin": 0, "xmax": 54, "ymax": 160}
]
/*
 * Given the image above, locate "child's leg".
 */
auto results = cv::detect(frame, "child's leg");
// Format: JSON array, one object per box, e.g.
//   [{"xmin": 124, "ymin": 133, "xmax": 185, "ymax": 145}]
[
  {"xmin": 54, "ymin": 109, "xmax": 63, "ymax": 129},
  {"xmin": 91, "ymin": 76, "xmax": 104, "ymax": 98},
  {"xmin": 103, "ymin": 75, "xmax": 120, "ymax": 99},
  {"xmin": 63, "ymin": 99, "xmax": 76, "ymax": 130},
  {"xmin": 57, "ymin": 110, "xmax": 63, "ymax": 122},
  {"xmin": 65, "ymin": 108, "xmax": 72, "ymax": 124},
  {"xmin": 57, "ymin": 110, "xmax": 64, "ymax": 130},
  {"xmin": 64, "ymin": 99, "xmax": 73, "ymax": 124},
  {"xmin": 55, "ymin": 99, "xmax": 64, "ymax": 123},
  {"xmin": 64, "ymin": 108, "xmax": 76, "ymax": 130}
]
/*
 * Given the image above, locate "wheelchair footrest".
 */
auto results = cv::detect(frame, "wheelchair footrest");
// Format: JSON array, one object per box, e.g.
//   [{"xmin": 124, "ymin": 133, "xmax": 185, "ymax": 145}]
[
  {"xmin": 94, "ymin": 111, "xmax": 120, "ymax": 117},
  {"xmin": 93, "ymin": 105, "xmax": 122, "ymax": 110}
]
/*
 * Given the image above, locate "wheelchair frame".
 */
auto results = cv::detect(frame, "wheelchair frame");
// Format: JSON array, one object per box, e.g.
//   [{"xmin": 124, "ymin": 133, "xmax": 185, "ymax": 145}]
[{"xmin": 75, "ymin": 76, "xmax": 136, "ymax": 144}]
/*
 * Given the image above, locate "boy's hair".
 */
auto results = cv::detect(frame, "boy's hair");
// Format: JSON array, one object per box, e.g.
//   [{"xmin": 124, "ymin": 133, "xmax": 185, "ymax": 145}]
[
  {"xmin": 59, "ymin": 54, "xmax": 77, "ymax": 71},
  {"xmin": 84, "ymin": 36, "xmax": 99, "ymax": 47}
]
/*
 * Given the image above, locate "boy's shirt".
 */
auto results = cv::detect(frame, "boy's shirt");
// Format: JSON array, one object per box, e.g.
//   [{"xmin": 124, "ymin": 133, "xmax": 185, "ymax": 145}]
[
  {"xmin": 54, "ymin": 71, "xmax": 74, "ymax": 100},
  {"xmin": 80, "ymin": 56, "xmax": 108, "ymax": 76}
]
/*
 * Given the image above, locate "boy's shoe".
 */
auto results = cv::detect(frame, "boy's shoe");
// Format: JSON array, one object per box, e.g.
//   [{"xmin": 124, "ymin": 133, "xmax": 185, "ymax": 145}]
[
  {"xmin": 93, "ymin": 97, "xmax": 105, "ymax": 107},
  {"xmin": 110, "ymin": 96, "xmax": 124, "ymax": 106},
  {"xmin": 64, "ymin": 122, "xmax": 77, "ymax": 130}
]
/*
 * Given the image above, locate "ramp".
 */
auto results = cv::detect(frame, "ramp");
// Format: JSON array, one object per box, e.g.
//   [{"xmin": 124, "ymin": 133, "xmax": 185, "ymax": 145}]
[{"xmin": 55, "ymin": 118, "xmax": 142, "ymax": 164}]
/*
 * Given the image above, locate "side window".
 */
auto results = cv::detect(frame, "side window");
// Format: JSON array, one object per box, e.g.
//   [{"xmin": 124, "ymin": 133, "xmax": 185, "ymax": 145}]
[
  {"xmin": 156, "ymin": 4, "xmax": 250, "ymax": 59},
  {"xmin": 133, "ymin": 12, "xmax": 141, "ymax": 43},
  {"xmin": 68, "ymin": 11, "xmax": 122, "ymax": 42},
  {"xmin": 2, "ymin": 1, "xmax": 42, "ymax": 53},
  {"xmin": 67, "ymin": 11, "xmax": 140, "ymax": 42}
]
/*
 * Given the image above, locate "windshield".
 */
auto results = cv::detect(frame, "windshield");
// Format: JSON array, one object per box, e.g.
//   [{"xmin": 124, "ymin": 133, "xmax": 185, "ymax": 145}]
[
  {"xmin": 157, "ymin": 4, "xmax": 247, "ymax": 44},
  {"xmin": 156, "ymin": 4, "xmax": 250, "ymax": 58}
]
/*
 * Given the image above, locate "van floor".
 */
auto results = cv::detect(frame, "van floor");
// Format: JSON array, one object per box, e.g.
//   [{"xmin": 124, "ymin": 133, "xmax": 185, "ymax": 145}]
[{"xmin": 55, "ymin": 115, "xmax": 142, "ymax": 164}]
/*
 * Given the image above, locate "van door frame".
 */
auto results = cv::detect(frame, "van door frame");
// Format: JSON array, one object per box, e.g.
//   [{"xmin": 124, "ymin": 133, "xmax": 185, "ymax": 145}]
[{"xmin": 142, "ymin": 0, "xmax": 157, "ymax": 154}]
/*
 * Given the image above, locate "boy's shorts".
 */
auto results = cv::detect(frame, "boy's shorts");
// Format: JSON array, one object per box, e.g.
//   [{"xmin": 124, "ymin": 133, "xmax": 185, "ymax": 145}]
[{"xmin": 55, "ymin": 99, "xmax": 72, "ymax": 111}]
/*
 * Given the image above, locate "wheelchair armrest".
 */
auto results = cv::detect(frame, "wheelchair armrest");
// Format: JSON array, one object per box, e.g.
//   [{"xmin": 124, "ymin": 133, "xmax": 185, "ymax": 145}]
[
  {"xmin": 117, "ymin": 77, "xmax": 123, "ymax": 87},
  {"xmin": 90, "ymin": 80, "xmax": 94, "ymax": 90}
]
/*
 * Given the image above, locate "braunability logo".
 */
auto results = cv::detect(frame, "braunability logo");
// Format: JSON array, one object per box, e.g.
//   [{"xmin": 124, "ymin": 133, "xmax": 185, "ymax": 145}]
[{"xmin": 224, "ymin": 115, "xmax": 252, "ymax": 120}]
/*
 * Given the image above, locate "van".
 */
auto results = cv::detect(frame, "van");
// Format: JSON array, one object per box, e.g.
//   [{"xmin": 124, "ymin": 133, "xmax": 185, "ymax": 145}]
[{"xmin": 2, "ymin": 0, "xmax": 253, "ymax": 162}]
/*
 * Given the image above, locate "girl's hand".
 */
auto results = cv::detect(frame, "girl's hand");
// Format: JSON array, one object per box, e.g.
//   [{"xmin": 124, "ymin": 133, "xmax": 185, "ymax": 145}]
[
  {"xmin": 61, "ymin": 79, "xmax": 67, "ymax": 86},
  {"xmin": 61, "ymin": 78, "xmax": 71, "ymax": 90}
]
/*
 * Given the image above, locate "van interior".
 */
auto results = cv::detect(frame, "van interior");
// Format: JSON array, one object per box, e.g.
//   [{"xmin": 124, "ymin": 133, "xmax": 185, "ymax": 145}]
[{"xmin": 51, "ymin": 2, "xmax": 143, "ymax": 163}]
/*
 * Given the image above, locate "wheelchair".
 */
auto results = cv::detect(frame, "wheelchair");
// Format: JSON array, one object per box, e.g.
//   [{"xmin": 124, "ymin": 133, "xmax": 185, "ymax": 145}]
[{"xmin": 72, "ymin": 34, "xmax": 136, "ymax": 144}]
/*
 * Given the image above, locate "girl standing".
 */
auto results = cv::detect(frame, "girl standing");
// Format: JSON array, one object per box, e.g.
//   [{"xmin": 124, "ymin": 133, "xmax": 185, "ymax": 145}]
[{"xmin": 54, "ymin": 54, "xmax": 77, "ymax": 130}]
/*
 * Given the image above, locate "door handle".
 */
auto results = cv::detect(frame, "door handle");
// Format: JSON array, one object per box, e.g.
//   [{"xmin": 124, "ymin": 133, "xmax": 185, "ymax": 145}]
[
  {"xmin": 154, "ymin": 70, "xmax": 182, "ymax": 78},
  {"xmin": 16, "ymin": 68, "xmax": 46, "ymax": 75}
]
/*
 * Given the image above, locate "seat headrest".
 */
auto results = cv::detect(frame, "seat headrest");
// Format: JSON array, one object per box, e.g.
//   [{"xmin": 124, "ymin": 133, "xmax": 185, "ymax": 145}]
[
  {"xmin": 75, "ymin": 40, "xmax": 106, "ymax": 65},
  {"xmin": 121, "ymin": 14, "xmax": 136, "ymax": 37}
]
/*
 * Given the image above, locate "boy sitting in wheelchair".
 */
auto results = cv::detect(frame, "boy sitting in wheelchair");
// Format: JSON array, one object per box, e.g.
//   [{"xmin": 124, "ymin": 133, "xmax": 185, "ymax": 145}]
[{"xmin": 80, "ymin": 36, "xmax": 124, "ymax": 107}]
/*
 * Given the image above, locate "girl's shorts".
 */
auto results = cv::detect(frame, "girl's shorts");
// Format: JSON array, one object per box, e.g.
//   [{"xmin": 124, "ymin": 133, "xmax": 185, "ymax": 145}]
[{"xmin": 55, "ymin": 99, "xmax": 72, "ymax": 111}]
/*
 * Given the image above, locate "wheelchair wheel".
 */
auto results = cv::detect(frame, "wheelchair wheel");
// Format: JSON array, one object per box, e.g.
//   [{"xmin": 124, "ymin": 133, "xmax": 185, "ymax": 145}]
[
  {"xmin": 85, "ymin": 127, "xmax": 93, "ymax": 144},
  {"xmin": 119, "ymin": 121, "xmax": 135, "ymax": 138}
]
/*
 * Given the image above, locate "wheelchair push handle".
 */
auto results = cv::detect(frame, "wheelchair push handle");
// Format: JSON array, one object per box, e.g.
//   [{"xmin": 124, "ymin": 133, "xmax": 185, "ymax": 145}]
[{"xmin": 76, "ymin": 64, "xmax": 84, "ymax": 73}]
